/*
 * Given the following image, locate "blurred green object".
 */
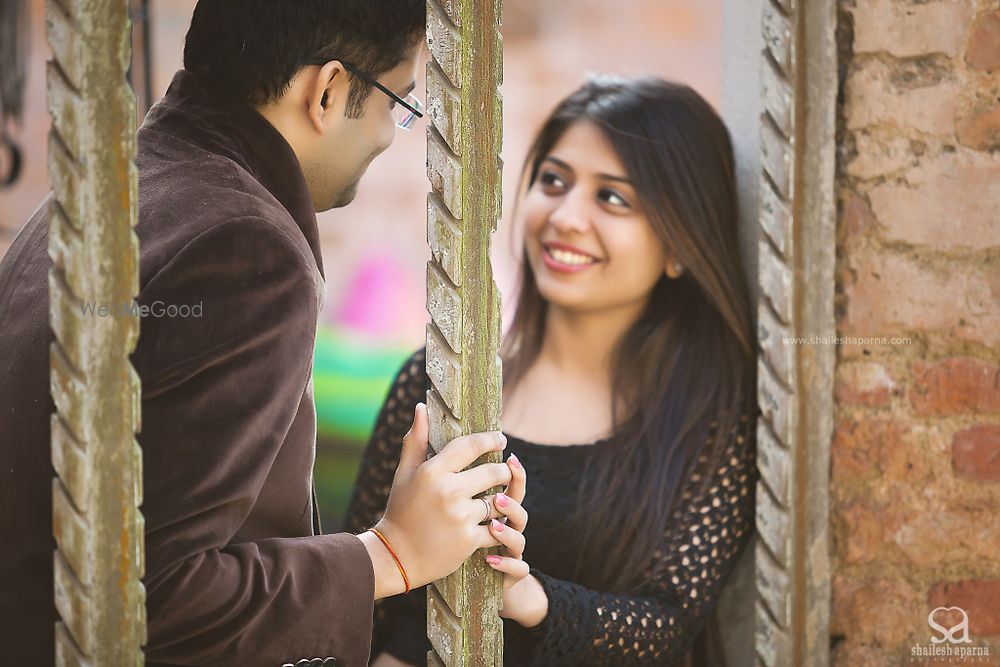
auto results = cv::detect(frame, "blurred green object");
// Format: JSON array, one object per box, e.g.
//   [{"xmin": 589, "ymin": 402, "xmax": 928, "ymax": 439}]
[
  {"xmin": 314, "ymin": 440, "xmax": 366, "ymax": 532},
  {"xmin": 312, "ymin": 325, "xmax": 413, "ymax": 442}
]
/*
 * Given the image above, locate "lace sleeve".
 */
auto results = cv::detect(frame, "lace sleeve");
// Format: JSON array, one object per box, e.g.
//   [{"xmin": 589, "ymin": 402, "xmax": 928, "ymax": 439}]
[
  {"xmin": 343, "ymin": 348, "xmax": 429, "ymax": 535},
  {"xmin": 525, "ymin": 414, "xmax": 758, "ymax": 667},
  {"xmin": 343, "ymin": 348, "xmax": 431, "ymax": 665}
]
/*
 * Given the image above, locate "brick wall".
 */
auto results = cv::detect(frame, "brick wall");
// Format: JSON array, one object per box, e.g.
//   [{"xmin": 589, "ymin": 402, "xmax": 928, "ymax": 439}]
[{"xmin": 832, "ymin": 1, "xmax": 1000, "ymax": 665}]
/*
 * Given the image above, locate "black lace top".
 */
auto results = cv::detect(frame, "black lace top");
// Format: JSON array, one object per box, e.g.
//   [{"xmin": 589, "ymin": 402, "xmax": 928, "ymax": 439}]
[{"xmin": 344, "ymin": 349, "xmax": 757, "ymax": 666}]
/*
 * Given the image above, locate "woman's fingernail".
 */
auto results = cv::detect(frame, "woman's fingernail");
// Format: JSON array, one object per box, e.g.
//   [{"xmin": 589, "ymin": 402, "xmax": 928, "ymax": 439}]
[
  {"xmin": 491, "ymin": 519, "xmax": 505, "ymax": 532},
  {"xmin": 496, "ymin": 493, "xmax": 509, "ymax": 508},
  {"xmin": 509, "ymin": 454, "xmax": 521, "ymax": 470},
  {"xmin": 499, "ymin": 433, "xmax": 508, "ymax": 447},
  {"xmin": 486, "ymin": 555, "xmax": 502, "ymax": 565}
]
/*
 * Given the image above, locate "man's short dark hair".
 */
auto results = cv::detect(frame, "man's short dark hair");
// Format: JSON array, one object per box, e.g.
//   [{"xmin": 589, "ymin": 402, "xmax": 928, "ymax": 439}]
[{"xmin": 183, "ymin": 0, "xmax": 425, "ymax": 116}]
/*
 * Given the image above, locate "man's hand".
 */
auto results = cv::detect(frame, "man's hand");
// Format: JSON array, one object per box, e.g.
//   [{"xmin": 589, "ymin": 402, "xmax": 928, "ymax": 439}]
[{"xmin": 359, "ymin": 403, "xmax": 523, "ymax": 598}]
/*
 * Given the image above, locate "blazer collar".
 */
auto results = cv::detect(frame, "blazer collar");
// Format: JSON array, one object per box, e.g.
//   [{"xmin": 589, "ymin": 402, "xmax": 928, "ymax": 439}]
[{"xmin": 145, "ymin": 70, "xmax": 325, "ymax": 279}]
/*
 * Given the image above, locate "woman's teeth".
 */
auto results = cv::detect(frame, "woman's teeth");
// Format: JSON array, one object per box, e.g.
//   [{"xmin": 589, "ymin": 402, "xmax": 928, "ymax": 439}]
[{"xmin": 548, "ymin": 248, "xmax": 596, "ymax": 265}]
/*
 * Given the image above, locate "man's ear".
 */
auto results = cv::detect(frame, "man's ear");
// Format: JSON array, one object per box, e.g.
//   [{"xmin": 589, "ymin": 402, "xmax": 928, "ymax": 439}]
[{"xmin": 306, "ymin": 61, "xmax": 347, "ymax": 134}]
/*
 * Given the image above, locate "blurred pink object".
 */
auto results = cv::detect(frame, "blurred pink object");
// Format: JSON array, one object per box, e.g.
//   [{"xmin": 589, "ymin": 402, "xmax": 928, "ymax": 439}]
[{"xmin": 332, "ymin": 252, "xmax": 426, "ymax": 339}]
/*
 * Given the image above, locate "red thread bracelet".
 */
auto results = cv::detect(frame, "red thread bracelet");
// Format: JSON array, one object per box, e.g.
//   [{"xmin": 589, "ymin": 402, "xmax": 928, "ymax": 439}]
[{"xmin": 369, "ymin": 527, "xmax": 410, "ymax": 594}]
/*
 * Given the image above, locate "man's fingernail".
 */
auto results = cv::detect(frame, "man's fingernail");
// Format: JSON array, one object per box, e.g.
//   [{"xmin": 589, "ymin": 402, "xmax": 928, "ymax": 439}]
[
  {"xmin": 496, "ymin": 493, "xmax": 509, "ymax": 508},
  {"xmin": 486, "ymin": 555, "xmax": 501, "ymax": 565},
  {"xmin": 491, "ymin": 519, "xmax": 505, "ymax": 532},
  {"xmin": 509, "ymin": 454, "xmax": 521, "ymax": 470}
]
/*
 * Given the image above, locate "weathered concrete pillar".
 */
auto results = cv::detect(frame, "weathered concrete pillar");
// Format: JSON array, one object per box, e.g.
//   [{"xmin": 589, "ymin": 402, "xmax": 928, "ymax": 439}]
[
  {"xmin": 46, "ymin": 0, "xmax": 146, "ymax": 663},
  {"xmin": 424, "ymin": 0, "xmax": 504, "ymax": 664},
  {"xmin": 752, "ymin": 0, "xmax": 837, "ymax": 664}
]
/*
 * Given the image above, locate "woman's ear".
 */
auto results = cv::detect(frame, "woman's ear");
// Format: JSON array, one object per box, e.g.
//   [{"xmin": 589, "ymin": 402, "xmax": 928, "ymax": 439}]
[{"xmin": 665, "ymin": 259, "xmax": 684, "ymax": 279}]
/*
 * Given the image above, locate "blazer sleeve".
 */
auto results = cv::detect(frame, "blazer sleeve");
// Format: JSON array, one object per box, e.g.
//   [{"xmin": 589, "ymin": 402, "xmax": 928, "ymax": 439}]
[{"xmin": 133, "ymin": 217, "xmax": 375, "ymax": 666}]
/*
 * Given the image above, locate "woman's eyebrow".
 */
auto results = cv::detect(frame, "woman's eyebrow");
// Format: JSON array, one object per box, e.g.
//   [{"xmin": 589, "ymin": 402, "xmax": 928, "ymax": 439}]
[{"xmin": 543, "ymin": 155, "xmax": 631, "ymax": 184}]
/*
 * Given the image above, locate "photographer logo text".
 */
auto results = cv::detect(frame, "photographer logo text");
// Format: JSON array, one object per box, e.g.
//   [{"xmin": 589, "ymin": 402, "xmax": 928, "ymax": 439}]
[{"xmin": 910, "ymin": 606, "xmax": 991, "ymax": 663}]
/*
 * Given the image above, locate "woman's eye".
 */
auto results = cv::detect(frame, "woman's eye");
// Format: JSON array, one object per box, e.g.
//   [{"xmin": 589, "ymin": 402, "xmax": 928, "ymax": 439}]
[
  {"xmin": 600, "ymin": 189, "xmax": 630, "ymax": 208},
  {"xmin": 539, "ymin": 171, "xmax": 566, "ymax": 189}
]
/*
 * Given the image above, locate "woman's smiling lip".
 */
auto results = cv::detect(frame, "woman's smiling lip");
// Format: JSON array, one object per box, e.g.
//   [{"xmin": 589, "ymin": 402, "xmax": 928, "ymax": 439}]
[{"xmin": 541, "ymin": 241, "xmax": 601, "ymax": 273}]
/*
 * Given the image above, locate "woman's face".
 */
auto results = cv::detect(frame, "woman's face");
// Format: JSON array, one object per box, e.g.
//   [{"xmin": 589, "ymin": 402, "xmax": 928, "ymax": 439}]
[{"xmin": 521, "ymin": 120, "xmax": 672, "ymax": 315}]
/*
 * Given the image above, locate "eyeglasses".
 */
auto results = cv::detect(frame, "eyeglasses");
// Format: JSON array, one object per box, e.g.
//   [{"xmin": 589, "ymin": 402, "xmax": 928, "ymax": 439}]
[{"xmin": 301, "ymin": 58, "xmax": 424, "ymax": 130}]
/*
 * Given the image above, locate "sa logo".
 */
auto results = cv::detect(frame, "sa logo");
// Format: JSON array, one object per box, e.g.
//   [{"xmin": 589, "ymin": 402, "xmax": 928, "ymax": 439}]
[{"xmin": 928, "ymin": 606, "xmax": 973, "ymax": 644}]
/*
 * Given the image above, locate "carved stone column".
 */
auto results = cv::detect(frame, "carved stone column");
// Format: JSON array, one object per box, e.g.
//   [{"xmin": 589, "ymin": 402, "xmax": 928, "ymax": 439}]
[
  {"xmin": 46, "ymin": 0, "xmax": 146, "ymax": 663},
  {"xmin": 424, "ymin": 0, "xmax": 505, "ymax": 664},
  {"xmin": 754, "ymin": 0, "xmax": 837, "ymax": 665}
]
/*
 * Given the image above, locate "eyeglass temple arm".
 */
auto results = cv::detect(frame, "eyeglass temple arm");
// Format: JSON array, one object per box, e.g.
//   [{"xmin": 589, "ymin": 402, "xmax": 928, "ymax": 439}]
[{"xmin": 302, "ymin": 58, "xmax": 424, "ymax": 118}]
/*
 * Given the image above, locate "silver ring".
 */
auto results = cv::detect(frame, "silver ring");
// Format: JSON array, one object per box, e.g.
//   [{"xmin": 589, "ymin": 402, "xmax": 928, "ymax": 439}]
[{"xmin": 479, "ymin": 496, "xmax": 492, "ymax": 524}]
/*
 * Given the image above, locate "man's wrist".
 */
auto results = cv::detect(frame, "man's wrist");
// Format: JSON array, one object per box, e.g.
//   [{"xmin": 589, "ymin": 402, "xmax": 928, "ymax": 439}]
[{"xmin": 358, "ymin": 529, "xmax": 407, "ymax": 599}]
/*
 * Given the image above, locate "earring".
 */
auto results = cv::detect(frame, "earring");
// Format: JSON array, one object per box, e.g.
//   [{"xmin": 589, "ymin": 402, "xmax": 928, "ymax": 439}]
[{"xmin": 671, "ymin": 261, "xmax": 683, "ymax": 277}]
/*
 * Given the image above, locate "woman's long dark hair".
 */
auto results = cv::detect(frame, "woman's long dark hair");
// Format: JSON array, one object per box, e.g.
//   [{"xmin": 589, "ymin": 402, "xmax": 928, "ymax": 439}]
[{"xmin": 501, "ymin": 76, "xmax": 757, "ymax": 593}]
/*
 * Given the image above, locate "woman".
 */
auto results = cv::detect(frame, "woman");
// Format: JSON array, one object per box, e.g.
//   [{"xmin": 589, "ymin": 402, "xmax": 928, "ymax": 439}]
[{"xmin": 346, "ymin": 75, "xmax": 758, "ymax": 666}]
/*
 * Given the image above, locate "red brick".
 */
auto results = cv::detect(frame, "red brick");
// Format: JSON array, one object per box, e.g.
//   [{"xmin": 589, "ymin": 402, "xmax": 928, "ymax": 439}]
[
  {"xmin": 845, "ymin": 57, "xmax": 958, "ymax": 136},
  {"xmin": 851, "ymin": 0, "xmax": 974, "ymax": 59},
  {"xmin": 836, "ymin": 502, "xmax": 910, "ymax": 564},
  {"xmin": 928, "ymin": 580, "xmax": 1000, "ymax": 635},
  {"xmin": 895, "ymin": 508, "xmax": 1000, "ymax": 566},
  {"xmin": 841, "ymin": 254, "xmax": 1000, "ymax": 348},
  {"xmin": 835, "ymin": 361, "xmax": 897, "ymax": 407},
  {"xmin": 867, "ymin": 152, "xmax": 1000, "ymax": 252},
  {"xmin": 832, "ymin": 576, "xmax": 922, "ymax": 646},
  {"xmin": 957, "ymin": 103, "xmax": 1000, "ymax": 152},
  {"xmin": 953, "ymin": 424, "xmax": 1000, "ymax": 482},
  {"xmin": 966, "ymin": 11, "xmax": 1000, "ymax": 72},
  {"xmin": 832, "ymin": 417, "xmax": 929, "ymax": 496},
  {"xmin": 832, "ymin": 417, "xmax": 863, "ymax": 480},
  {"xmin": 845, "ymin": 130, "xmax": 922, "ymax": 180},
  {"xmin": 831, "ymin": 643, "xmax": 894, "ymax": 667},
  {"xmin": 911, "ymin": 358, "xmax": 1000, "ymax": 417},
  {"xmin": 840, "ymin": 188, "xmax": 876, "ymax": 244}
]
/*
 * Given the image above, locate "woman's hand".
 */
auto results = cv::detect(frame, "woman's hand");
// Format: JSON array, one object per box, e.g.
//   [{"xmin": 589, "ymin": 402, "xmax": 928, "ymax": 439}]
[{"xmin": 484, "ymin": 454, "xmax": 549, "ymax": 629}]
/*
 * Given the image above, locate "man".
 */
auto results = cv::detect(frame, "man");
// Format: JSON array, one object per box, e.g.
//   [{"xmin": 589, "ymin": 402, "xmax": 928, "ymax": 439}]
[{"xmin": 0, "ymin": 2, "xmax": 522, "ymax": 665}]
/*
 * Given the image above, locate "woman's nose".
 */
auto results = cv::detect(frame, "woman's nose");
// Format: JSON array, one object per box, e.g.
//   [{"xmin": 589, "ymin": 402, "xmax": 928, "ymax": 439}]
[{"xmin": 547, "ymin": 191, "xmax": 591, "ymax": 234}]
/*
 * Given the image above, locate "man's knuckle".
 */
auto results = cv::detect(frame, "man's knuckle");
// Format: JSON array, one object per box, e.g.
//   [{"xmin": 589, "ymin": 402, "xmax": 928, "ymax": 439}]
[
  {"xmin": 438, "ymin": 479, "xmax": 459, "ymax": 503},
  {"xmin": 445, "ymin": 502, "xmax": 463, "ymax": 522},
  {"xmin": 413, "ymin": 463, "xmax": 433, "ymax": 485}
]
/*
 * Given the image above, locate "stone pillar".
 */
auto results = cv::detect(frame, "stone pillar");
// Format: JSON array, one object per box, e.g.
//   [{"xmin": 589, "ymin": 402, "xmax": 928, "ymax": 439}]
[
  {"xmin": 424, "ymin": 0, "xmax": 505, "ymax": 664},
  {"xmin": 46, "ymin": 0, "xmax": 146, "ymax": 663},
  {"xmin": 752, "ymin": 0, "xmax": 838, "ymax": 664}
]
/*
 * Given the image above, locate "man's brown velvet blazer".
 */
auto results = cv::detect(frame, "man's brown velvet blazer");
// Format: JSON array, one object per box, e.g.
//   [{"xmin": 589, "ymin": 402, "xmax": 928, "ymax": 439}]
[{"xmin": 0, "ymin": 70, "xmax": 376, "ymax": 666}]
